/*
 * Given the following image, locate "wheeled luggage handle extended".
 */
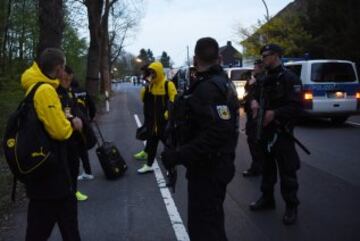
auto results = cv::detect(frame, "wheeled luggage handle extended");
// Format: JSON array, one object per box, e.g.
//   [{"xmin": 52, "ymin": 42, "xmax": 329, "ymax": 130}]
[{"xmin": 92, "ymin": 121, "xmax": 106, "ymax": 145}]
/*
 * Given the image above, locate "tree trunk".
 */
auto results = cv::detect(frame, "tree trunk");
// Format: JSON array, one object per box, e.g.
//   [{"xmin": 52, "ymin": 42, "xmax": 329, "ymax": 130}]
[
  {"xmin": 85, "ymin": 0, "xmax": 103, "ymax": 97},
  {"xmin": 100, "ymin": 0, "xmax": 111, "ymax": 94},
  {"xmin": 0, "ymin": 0, "xmax": 12, "ymax": 74},
  {"xmin": 37, "ymin": 0, "xmax": 64, "ymax": 59}
]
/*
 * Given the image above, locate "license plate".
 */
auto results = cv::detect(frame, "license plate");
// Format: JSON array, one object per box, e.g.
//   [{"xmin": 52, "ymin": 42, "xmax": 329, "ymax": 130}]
[{"xmin": 327, "ymin": 91, "xmax": 346, "ymax": 98}]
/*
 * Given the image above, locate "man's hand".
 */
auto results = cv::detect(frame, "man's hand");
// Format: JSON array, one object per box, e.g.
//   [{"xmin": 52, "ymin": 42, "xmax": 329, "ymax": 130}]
[
  {"xmin": 251, "ymin": 99, "xmax": 260, "ymax": 119},
  {"xmin": 263, "ymin": 110, "xmax": 275, "ymax": 127},
  {"xmin": 161, "ymin": 149, "xmax": 179, "ymax": 170},
  {"xmin": 71, "ymin": 117, "xmax": 83, "ymax": 131}
]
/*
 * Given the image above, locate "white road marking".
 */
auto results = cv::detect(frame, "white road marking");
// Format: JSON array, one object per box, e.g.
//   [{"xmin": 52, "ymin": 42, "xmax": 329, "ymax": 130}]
[
  {"xmin": 134, "ymin": 114, "xmax": 190, "ymax": 241},
  {"xmin": 347, "ymin": 121, "xmax": 360, "ymax": 127}
]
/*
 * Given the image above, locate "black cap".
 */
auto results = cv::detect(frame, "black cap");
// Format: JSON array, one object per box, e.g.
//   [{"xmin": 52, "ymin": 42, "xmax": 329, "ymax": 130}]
[
  {"xmin": 254, "ymin": 59, "xmax": 263, "ymax": 65},
  {"xmin": 260, "ymin": 44, "xmax": 283, "ymax": 55}
]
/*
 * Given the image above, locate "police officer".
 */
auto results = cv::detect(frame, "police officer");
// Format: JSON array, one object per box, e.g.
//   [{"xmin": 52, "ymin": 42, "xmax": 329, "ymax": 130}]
[
  {"xmin": 242, "ymin": 59, "xmax": 266, "ymax": 177},
  {"xmin": 161, "ymin": 37, "xmax": 239, "ymax": 241},
  {"xmin": 249, "ymin": 44, "xmax": 302, "ymax": 225}
]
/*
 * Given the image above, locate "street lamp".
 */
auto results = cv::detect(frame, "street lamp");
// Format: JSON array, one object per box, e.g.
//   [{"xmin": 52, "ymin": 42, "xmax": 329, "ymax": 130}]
[
  {"xmin": 135, "ymin": 58, "xmax": 142, "ymax": 63},
  {"xmin": 261, "ymin": 0, "xmax": 270, "ymax": 22}
]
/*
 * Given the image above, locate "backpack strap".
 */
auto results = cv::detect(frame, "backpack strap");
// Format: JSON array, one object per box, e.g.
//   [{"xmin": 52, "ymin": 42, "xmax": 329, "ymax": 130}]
[
  {"xmin": 165, "ymin": 80, "xmax": 169, "ymax": 97},
  {"xmin": 24, "ymin": 82, "xmax": 44, "ymax": 104}
]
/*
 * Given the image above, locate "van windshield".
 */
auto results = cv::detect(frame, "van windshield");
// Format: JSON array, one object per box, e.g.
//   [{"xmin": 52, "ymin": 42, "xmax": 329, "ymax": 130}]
[
  {"xmin": 230, "ymin": 69, "xmax": 252, "ymax": 81},
  {"xmin": 311, "ymin": 63, "xmax": 356, "ymax": 83}
]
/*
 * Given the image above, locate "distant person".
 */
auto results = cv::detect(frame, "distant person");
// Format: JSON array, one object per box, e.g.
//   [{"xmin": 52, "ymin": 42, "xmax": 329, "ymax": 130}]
[
  {"xmin": 161, "ymin": 37, "xmax": 240, "ymax": 241},
  {"xmin": 134, "ymin": 61, "xmax": 177, "ymax": 174},
  {"xmin": 242, "ymin": 59, "xmax": 266, "ymax": 177},
  {"xmin": 58, "ymin": 66, "xmax": 89, "ymax": 202},
  {"xmin": 70, "ymin": 78, "xmax": 97, "ymax": 181},
  {"xmin": 21, "ymin": 48, "xmax": 81, "ymax": 241},
  {"xmin": 249, "ymin": 44, "xmax": 302, "ymax": 225}
]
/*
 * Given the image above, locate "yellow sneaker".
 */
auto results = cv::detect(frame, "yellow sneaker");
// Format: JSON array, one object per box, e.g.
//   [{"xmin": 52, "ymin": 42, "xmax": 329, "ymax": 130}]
[
  {"xmin": 76, "ymin": 191, "xmax": 88, "ymax": 201},
  {"xmin": 133, "ymin": 150, "xmax": 148, "ymax": 160}
]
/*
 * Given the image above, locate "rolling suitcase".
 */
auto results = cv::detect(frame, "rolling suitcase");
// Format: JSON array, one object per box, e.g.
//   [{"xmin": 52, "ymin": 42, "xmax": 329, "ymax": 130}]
[{"xmin": 93, "ymin": 121, "xmax": 127, "ymax": 180}]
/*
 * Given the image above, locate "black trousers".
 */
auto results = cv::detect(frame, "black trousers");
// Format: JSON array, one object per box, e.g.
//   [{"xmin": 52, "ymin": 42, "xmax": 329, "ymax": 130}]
[
  {"xmin": 260, "ymin": 135, "xmax": 300, "ymax": 207},
  {"xmin": 144, "ymin": 133, "xmax": 166, "ymax": 166},
  {"xmin": 78, "ymin": 145, "xmax": 92, "ymax": 175},
  {"xmin": 247, "ymin": 137, "xmax": 265, "ymax": 173},
  {"xmin": 26, "ymin": 195, "xmax": 81, "ymax": 241},
  {"xmin": 68, "ymin": 148, "xmax": 80, "ymax": 191},
  {"xmin": 187, "ymin": 157, "xmax": 235, "ymax": 241}
]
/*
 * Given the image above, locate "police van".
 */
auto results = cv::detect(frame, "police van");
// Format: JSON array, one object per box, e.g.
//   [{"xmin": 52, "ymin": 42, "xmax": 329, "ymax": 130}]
[
  {"xmin": 285, "ymin": 60, "xmax": 360, "ymax": 124},
  {"xmin": 224, "ymin": 67, "xmax": 253, "ymax": 101}
]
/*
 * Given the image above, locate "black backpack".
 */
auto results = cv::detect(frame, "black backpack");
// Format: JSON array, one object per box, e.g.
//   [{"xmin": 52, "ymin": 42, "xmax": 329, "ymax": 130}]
[{"xmin": 2, "ymin": 82, "xmax": 58, "ymax": 185}]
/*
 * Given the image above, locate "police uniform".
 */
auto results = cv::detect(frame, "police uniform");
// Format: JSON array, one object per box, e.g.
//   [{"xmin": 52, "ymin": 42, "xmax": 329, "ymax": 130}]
[
  {"xmin": 165, "ymin": 65, "xmax": 239, "ymax": 241},
  {"xmin": 250, "ymin": 61, "xmax": 303, "ymax": 220},
  {"xmin": 243, "ymin": 72, "xmax": 266, "ymax": 176}
]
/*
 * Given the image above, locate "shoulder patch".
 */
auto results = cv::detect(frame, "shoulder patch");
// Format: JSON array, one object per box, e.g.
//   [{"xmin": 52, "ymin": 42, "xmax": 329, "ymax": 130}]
[{"xmin": 216, "ymin": 105, "xmax": 231, "ymax": 120}]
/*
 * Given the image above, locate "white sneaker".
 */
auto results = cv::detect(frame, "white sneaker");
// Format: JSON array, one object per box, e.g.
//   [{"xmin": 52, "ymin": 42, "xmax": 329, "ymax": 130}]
[
  {"xmin": 78, "ymin": 173, "xmax": 95, "ymax": 181},
  {"xmin": 137, "ymin": 164, "xmax": 153, "ymax": 174}
]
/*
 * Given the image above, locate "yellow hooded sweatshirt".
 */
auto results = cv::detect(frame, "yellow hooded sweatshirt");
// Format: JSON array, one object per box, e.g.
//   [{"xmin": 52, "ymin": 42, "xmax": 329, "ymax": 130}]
[
  {"xmin": 140, "ymin": 61, "xmax": 177, "ymax": 120},
  {"xmin": 21, "ymin": 62, "xmax": 73, "ymax": 141}
]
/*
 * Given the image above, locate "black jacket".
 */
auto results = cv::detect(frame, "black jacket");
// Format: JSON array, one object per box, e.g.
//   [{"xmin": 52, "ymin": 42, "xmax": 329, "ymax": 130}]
[
  {"xmin": 71, "ymin": 85, "xmax": 96, "ymax": 121},
  {"xmin": 177, "ymin": 65, "xmax": 240, "ymax": 174},
  {"xmin": 256, "ymin": 65, "xmax": 302, "ymax": 136}
]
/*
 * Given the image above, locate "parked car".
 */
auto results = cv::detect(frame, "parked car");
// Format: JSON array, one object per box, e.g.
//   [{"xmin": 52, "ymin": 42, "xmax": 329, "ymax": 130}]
[
  {"xmin": 224, "ymin": 67, "xmax": 253, "ymax": 101},
  {"xmin": 285, "ymin": 59, "xmax": 360, "ymax": 124}
]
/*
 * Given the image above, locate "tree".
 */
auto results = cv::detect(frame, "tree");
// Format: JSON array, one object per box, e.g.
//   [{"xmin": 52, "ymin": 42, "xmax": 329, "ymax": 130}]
[
  {"xmin": 239, "ymin": 13, "xmax": 312, "ymax": 57},
  {"xmin": 37, "ymin": 0, "xmax": 64, "ymax": 58},
  {"xmin": 147, "ymin": 49, "xmax": 155, "ymax": 62},
  {"xmin": 160, "ymin": 51, "xmax": 171, "ymax": 68},
  {"xmin": 304, "ymin": 0, "xmax": 360, "ymax": 64}
]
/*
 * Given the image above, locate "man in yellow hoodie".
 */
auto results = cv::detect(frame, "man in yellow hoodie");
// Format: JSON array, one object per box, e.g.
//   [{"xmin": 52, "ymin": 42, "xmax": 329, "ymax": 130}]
[
  {"xmin": 21, "ymin": 48, "xmax": 82, "ymax": 241},
  {"xmin": 135, "ymin": 61, "xmax": 177, "ymax": 174}
]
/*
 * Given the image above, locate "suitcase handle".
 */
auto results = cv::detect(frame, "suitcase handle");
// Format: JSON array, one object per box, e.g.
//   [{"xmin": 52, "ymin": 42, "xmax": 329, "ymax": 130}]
[{"xmin": 93, "ymin": 121, "xmax": 106, "ymax": 145}]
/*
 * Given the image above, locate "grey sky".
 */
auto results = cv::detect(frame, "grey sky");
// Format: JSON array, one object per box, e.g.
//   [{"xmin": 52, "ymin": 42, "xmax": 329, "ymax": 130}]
[{"xmin": 125, "ymin": 0, "xmax": 294, "ymax": 67}]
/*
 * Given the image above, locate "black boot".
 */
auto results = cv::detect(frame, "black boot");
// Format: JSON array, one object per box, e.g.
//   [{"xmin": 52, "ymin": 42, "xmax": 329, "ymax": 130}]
[
  {"xmin": 283, "ymin": 206, "xmax": 297, "ymax": 225},
  {"xmin": 249, "ymin": 196, "xmax": 275, "ymax": 211}
]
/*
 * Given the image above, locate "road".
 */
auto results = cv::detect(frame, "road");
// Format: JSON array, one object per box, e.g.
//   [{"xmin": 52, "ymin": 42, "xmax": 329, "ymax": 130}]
[{"xmin": 2, "ymin": 82, "xmax": 360, "ymax": 241}]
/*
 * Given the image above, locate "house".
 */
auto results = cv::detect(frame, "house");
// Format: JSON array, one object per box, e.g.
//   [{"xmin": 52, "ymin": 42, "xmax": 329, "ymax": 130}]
[{"xmin": 220, "ymin": 41, "xmax": 242, "ymax": 67}]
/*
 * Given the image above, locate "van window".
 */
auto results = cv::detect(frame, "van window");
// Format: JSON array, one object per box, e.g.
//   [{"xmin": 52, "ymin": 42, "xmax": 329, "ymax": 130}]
[
  {"xmin": 286, "ymin": 65, "xmax": 302, "ymax": 78},
  {"xmin": 230, "ymin": 69, "xmax": 252, "ymax": 81},
  {"xmin": 311, "ymin": 63, "xmax": 356, "ymax": 83}
]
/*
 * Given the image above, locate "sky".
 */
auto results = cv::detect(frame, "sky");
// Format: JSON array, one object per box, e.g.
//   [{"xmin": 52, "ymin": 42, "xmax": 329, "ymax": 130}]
[{"xmin": 125, "ymin": 0, "xmax": 294, "ymax": 67}]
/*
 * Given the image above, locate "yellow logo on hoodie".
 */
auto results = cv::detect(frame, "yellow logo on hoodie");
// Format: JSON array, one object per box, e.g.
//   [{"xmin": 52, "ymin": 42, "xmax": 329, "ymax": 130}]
[{"xmin": 7, "ymin": 139, "xmax": 16, "ymax": 148}]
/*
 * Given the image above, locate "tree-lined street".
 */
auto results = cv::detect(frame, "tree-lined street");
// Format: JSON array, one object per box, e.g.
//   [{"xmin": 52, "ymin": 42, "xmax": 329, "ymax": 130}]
[{"xmin": 2, "ymin": 83, "xmax": 359, "ymax": 241}]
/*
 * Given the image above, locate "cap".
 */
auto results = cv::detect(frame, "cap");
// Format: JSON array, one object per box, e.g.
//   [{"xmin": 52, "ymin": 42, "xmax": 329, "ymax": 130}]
[{"xmin": 260, "ymin": 44, "xmax": 283, "ymax": 55}]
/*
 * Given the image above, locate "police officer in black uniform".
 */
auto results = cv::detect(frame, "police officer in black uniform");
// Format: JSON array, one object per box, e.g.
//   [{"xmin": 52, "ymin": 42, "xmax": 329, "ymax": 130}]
[
  {"xmin": 161, "ymin": 37, "xmax": 239, "ymax": 241},
  {"xmin": 249, "ymin": 44, "xmax": 302, "ymax": 225},
  {"xmin": 242, "ymin": 59, "xmax": 266, "ymax": 177}
]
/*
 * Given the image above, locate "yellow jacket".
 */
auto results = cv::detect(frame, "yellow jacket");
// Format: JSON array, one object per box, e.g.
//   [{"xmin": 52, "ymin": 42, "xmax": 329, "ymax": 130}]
[
  {"xmin": 140, "ymin": 61, "xmax": 177, "ymax": 101},
  {"xmin": 140, "ymin": 61, "xmax": 177, "ymax": 120},
  {"xmin": 21, "ymin": 62, "xmax": 73, "ymax": 141}
]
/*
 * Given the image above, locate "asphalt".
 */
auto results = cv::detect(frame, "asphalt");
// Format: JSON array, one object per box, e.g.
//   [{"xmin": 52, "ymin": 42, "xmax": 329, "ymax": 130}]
[{"xmin": 2, "ymin": 82, "xmax": 360, "ymax": 241}]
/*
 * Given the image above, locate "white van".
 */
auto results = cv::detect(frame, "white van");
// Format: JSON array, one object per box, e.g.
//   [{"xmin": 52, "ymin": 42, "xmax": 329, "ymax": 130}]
[
  {"xmin": 285, "ymin": 60, "xmax": 360, "ymax": 124},
  {"xmin": 225, "ymin": 67, "xmax": 253, "ymax": 101}
]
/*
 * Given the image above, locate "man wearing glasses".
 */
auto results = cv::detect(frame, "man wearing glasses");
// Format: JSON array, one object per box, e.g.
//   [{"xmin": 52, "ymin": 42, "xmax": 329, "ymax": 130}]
[{"xmin": 249, "ymin": 44, "xmax": 303, "ymax": 225}]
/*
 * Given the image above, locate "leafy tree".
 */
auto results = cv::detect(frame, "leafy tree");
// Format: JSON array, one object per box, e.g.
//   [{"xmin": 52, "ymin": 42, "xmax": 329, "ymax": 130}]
[
  {"xmin": 160, "ymin": 51, "xmax": 171, "ymax": 68},
  {"xmin": 147, "ymin": 49, "xmax": 155, "ymax": 62},
  {"xmin": 239, "ymin": 12, "xmax": 312, "ymax": 58},
  {"xmin": 304, "ymin": 0, "xmax": 360, "ymax": 65}
]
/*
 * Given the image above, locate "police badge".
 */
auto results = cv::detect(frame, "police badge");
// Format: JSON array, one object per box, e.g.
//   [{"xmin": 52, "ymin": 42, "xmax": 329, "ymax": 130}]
[{"xmin": 216, "ymin": 105, "xmax": 231, "ymax": 120}]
